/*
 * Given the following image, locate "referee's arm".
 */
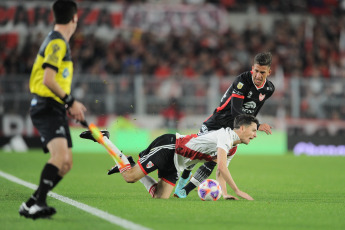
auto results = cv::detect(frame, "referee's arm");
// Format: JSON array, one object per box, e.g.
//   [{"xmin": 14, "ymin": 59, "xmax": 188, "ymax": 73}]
[{"xmin": 43, "ymin": 67, "xmax": 86, "ymax": 121}]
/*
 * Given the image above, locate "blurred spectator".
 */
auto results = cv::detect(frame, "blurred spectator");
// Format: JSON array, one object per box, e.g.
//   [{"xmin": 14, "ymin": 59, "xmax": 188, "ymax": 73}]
[
  {"xmin": 1, "ymin": 1, "xmax": 345, "ymax": 120},
  {"xmin": 161, "ymin": 98, "xmax": 184, "ymax": 130}
]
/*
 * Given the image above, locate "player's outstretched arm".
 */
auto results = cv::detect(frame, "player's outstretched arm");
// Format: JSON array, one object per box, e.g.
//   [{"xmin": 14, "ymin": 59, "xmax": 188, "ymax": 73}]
[
  {"xmin": 216, "ymin": 169, "xmax": 238, "ymax": 200},
  {"xmin": 217, "ymin": 148, "xmax": 254, "ymax": 200}
]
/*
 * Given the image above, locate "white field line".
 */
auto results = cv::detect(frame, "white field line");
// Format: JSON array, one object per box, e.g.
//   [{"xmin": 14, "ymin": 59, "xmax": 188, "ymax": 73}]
[{"xmin": 0, "ymin": 170, "xmax": 151, "ymax": 230}]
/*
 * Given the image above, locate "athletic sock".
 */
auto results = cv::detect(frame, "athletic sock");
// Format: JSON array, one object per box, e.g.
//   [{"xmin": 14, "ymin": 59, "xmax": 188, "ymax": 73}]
[
  {"xmin": 25, "ymin": 193, "xmax": 38, "ymax": 207},
  {"xmin": 139, "ymin": 176, "xmax": 158, "ymax": 198},
  {"xmin": 103, "ymin": 137, "xmax": 131, "ymax": 172},
  {"xmin": 35, "ymin": 163, "xmax": 59, "ymax": 206},
  {"xmin": 184, "ymin": 182, "xmax": 197, "ymax": 195},
  {"xmin": 25, "ymin": 174, "xmax": 62, "ymax": 207},
  {"xmin": 181, "ymin": 170, "xmax": 191, "ymax": 179}
]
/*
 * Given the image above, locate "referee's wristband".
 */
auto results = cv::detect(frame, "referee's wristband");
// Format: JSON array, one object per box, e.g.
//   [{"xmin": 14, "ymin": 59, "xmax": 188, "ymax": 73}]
[{"xmin": 62, "ymin": 94, "xmax": 75, "ymax": 108}]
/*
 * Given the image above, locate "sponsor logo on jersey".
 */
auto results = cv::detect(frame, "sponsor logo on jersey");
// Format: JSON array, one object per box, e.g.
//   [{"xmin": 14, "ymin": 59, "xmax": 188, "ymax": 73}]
[
  {"xmin": 200, "ymin": 125, "xmax": 208, "ymax": 134},
  {"xmin": 62, "ymin": 68, "xmax": 69, "ymax": 78},
  {"xmin": 247, "ymin": 91, "xmax": 252, "ymax": 98},
  {"xmin": 232, "ymin": 89, "xmax": 243, "ymax": 95},
  {"xmin": 242, "ymin": 101, "xmax": 256, "ymax": 114},
  {"xmin": 146, "ymin": 161, "xmax": 154, "ymax": 169},
  {"xmin": 237, "ymin": 82, "xmax": 244, "ymax": 89},
  {"xmin": 243, "ymin": 101, "xmax": 256, "ymax": 109},
  {"xmin": 259, "ymin": 93, "xmax": 266, "ymax": 101}
]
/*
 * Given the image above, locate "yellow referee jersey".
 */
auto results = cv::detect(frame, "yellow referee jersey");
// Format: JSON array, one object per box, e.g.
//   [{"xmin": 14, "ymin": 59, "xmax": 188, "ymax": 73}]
[{"xmin": 29, "ymin": 31, "xmax": 73, "ymax": 104}]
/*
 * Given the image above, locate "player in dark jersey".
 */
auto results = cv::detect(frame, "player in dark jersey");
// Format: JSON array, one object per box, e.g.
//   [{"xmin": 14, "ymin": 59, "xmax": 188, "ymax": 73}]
[
  {"xmin": 174, "ymin": 52, "xmax": 275, "ymax": 199},
  {"xmin": 19, "ymin": 0, "xmax": 86, "ymax": 219}
]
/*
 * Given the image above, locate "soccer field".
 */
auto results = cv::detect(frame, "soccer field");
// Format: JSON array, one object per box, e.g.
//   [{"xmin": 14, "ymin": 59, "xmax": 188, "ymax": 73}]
[{"xmin": 0, "ymin": 151, "xmax": 344, "ymax": 230}]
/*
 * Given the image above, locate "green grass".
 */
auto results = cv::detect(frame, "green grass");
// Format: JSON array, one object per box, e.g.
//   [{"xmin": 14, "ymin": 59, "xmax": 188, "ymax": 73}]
[{"xmin": 0, "ymin": 150, "xmax": 345, "ymax": 230}]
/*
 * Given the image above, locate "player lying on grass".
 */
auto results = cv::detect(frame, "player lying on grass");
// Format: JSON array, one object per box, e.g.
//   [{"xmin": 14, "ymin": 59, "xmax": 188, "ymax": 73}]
[{"xmin": 81, "ymin": 114, "xmax": 257, "ymax": 199}]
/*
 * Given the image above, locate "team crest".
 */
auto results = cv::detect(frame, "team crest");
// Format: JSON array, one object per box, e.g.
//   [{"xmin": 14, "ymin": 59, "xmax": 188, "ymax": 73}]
[
  {"xmin": 146, "ymin": 161, "xmax": 154, "ymax": 169},
  {"xmin": 237, "ymin": 82, "xmax": 244, "ymax": 89},
  {"xmin": 259, "ymin": 93, "xmax": 265, "ymax": 101}
]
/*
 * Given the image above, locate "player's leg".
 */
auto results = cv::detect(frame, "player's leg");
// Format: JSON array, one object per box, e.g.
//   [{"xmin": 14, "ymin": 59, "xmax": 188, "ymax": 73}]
[
  {"xmin": 20, "ymin": 98, "xmax": 70, "ymax": 219},
  {"xmin": 48, "ymin": 138, "xmax": 73, "ymax": 176},
  {"xmin": 175, "ymin": 161, "xmax": 216, "ymax": 198},
  {"xmin": 153, "ymin": 179, "xmax": 175, "ymax": 199},
  {"xmin": 121, "ymin": 164, "xmax": 146, "ymax": 183},
  {"xmin": 79, "ymin": 130, "xmax": 131, "ymax": 172},
  {"xmin": 27, "ymin": 137, "xmax": 71, "ymax": 219},
  {"xmin": 129, "ymin": 134, "xmax": 176, "ymax": 198},
  {"xmin": 174, "ymin": 123, "xmax": 212, "ymax": 197},
  {"xmin": 174, "ymin": 169, "xmax": 192, "ymax": 195}
]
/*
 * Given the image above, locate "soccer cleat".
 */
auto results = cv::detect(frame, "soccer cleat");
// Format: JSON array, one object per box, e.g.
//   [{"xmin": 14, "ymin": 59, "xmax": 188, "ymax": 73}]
[
  {"xmin": 19, "ymin": 202, "xmax": 30, "ymax": 218},
  {"xmin": 173, "ymin": 189, "xmax": 187, "ymax": 198},
  {"xmin": 28, "ymin": 204, "xmax": 56, "ymax": 219},
  {"xmin": 173, "ymin": 172, "xmax": 192, "ymax": 196},
  {"xmin": 108, "ymin": 156, "xmax": 135, "ymax": 175},
  {"xmin": 80, "ymin": 130, "xmax": 110, "ymax": 142}
]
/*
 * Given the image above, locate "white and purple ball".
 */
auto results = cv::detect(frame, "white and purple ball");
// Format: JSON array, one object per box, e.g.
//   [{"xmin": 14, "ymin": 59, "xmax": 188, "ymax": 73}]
[{"xmin": 197, "ymin": 179, "xmax": 222, "ymax": 201}]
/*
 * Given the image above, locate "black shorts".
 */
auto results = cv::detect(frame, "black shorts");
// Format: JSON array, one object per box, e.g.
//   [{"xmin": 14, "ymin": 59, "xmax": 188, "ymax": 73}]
[
  {"xmin": 30, "ymin": 95, "xmax": 72, "ymax": 153},
  {"xmin": 138, "ymin": 134, "xmax": 178, "ymax": 186}
]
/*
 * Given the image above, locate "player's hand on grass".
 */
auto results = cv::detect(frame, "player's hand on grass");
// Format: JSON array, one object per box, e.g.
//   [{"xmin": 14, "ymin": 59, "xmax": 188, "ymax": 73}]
[
  {"xmin": 258, "ymin": 123, "xmax": 272, "ymax": 135},
  {"xmin": 223, "ymin": 194, "xmax": 238, "ymax": 200},
  {"xmin": 235, "ymin": 190, "xmax": 254, "ymax": 200},
  {"xmin": 68, "ymin": 100, "xmax": 87, "ymax": 122}
]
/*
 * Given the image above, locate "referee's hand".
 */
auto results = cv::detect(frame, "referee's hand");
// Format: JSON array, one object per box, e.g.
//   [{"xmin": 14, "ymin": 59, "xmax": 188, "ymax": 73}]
[{"xmin": 68, "ymin": 100, "xmax": 87, "ymax": 122}]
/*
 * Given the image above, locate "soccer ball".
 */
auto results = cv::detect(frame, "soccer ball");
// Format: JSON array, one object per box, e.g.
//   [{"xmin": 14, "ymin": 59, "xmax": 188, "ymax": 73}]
[{"xmin": 197, "ymin": 179, "xmax": 222, "ymax": 201}]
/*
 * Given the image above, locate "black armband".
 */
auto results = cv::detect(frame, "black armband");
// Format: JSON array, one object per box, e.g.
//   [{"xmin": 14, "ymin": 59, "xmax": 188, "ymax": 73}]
[{"xmin": 62, "ymin": 94, "xmax": 75, "ymax": 108}]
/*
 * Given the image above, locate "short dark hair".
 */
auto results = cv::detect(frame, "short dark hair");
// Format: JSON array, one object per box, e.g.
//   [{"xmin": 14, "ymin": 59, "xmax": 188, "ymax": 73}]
[
  {"xmin": 254, "ymin": 52, "xmax": 272, "ymax": 67},
  {"xmin": 233, "ymin": 114, "xmax": 259, "ymax": 129},
  {"xmin": 52, "ymin": 0, "xmax": 77, "ymax": 24}
]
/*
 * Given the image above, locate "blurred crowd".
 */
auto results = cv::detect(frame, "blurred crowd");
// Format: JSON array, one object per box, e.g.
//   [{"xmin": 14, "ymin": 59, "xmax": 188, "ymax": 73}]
[
  {"xmin": 1, "ymin": 0, "xmax": 345, "ymax": 121},
  {"xmin": 1, "ymin": 3, "xmax": 345, "ymax": 79}
]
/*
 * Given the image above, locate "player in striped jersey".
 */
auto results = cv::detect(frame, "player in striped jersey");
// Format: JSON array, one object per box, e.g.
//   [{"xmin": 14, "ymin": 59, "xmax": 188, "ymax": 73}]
[
  {"xmin": 99, "ymin": 114, "xmax": 258, "ymax": 199},
  {"xmin": 174, "ymin": 52, "xmax": 275, "ymax": 199}
]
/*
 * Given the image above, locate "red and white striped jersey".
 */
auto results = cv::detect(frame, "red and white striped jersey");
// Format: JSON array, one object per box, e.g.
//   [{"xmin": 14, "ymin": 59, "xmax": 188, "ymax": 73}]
[{"xmin": 174, "ymin": 127, "xmax": 239, "ymax": 172}]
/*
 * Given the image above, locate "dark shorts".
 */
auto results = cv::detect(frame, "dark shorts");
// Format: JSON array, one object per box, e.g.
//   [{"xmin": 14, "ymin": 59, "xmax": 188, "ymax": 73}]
[
  {"xmin": 138, "ymin": 134, "xmax": 178, "ymax": 186},
  {"xmin": 30, "ymin": 95, "xmax": 72, "ymax": 153}
]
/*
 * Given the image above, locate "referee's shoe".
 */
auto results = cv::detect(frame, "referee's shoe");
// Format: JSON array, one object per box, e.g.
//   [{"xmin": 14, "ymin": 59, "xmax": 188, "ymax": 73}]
[
  {"xmin": 80, "ymin": 130, "xmax": 110, "ymax": 141},
  {"xmin": 19, "ymin": 203, "xmax": 56, "ymax": 219}
]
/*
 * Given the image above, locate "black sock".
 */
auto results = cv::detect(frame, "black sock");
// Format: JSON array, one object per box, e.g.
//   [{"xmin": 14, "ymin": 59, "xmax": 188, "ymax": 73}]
[
  {"xmin": 184, "ymin": 183, "xmax": 196, "ymax": 195},
  {"xmin": 25, "ymin": 174, "xmax": 62, "ymax": 207},
  {"xmin": 181, "ymin": 170, "xmax": 191, "ymax": 179},
  {"xmin": 35, "ymin": 163, "xmax": 59, "ymax": 206}
]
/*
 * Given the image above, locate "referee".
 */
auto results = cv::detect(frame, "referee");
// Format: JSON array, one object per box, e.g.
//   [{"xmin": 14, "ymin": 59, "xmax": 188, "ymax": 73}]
[{"xmin": 19, "ymin": 0, "xmax": 86, "ymax": 219}]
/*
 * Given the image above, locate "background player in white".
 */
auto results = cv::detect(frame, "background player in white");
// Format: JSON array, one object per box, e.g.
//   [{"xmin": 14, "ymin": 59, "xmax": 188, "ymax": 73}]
[{"xmin": 82, "ymin": 114, "xmax": 258, "ymax": 199}]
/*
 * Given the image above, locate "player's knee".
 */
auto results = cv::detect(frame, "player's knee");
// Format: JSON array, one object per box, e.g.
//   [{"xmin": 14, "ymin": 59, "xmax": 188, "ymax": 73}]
[{"xmin": 60, "ymin": 162, "xmax": 72, "ymax": 176}]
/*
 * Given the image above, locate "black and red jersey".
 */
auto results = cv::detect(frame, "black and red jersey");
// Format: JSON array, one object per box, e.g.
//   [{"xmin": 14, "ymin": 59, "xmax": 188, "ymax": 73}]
[{"xmin": 201, "ymin": 71, "xmax": 275, "ymax": 132}]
